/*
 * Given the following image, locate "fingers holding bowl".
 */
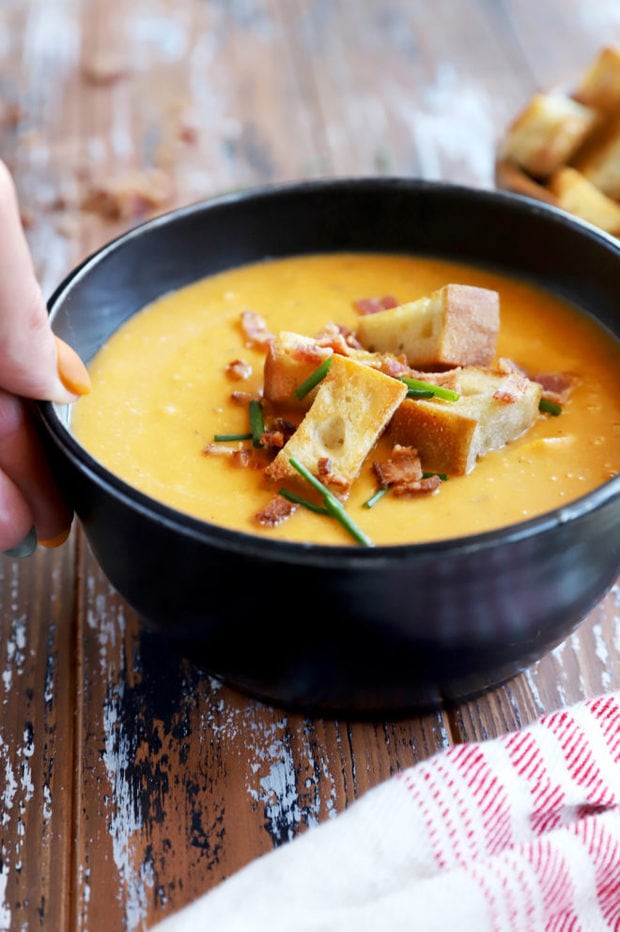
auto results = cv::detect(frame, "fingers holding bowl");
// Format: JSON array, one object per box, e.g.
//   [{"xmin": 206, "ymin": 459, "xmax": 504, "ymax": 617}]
[{"xmin": 0, "ymin": 390, "xmax": 73, "ymax": 555}]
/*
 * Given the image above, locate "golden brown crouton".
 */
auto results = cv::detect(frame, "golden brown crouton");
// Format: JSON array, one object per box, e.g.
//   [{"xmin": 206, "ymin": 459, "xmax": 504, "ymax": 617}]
[
  {"xmin": 264, "ymin": 354, "xmax": 407, "ymax": 496},
  {"xmin": 263, "ymin": 332, "xmax": 333, "ymax": 409},
  {"xmin": 548, "ymin": 166, "xmax": 620, "ymax": 235},
  {"xmin": 571, "ymin": 116, "xmax": 620, "ymax": 200},
  {"xmin": 355, "ymin": 284, "xmax": 499, "ymax": 370},
  {"xmin": 572, "ymin": 44, "xmax": 620, "ymax": 112},
  {"xmin": 389, "ymin": 367, "xmax": 542, "ymax": 475},
  {"xmin": 499, "ymin": 92, "xmax": 598, "ymax": 178}
]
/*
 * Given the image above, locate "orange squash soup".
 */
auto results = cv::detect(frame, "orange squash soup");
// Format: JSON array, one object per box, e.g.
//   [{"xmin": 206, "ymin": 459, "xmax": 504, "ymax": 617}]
[{"xmin": 71, "ymin": 252, "xmax": 620, "ymax": 546}]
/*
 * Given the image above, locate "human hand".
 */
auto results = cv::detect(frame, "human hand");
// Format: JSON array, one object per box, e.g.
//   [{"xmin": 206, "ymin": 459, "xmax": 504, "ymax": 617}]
[{"xmin": 0, "ymin": 159, "xmax": 91, "ymax": 558}]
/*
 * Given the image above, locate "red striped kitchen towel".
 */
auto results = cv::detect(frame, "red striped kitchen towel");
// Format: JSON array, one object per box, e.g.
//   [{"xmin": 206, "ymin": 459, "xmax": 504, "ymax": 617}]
[{"xmin": 153, "ymin": 691, "xmax": 620, "ymax": 931}]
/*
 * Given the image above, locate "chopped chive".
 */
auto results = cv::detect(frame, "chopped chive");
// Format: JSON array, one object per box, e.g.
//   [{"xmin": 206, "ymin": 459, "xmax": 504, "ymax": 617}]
[
  {"xmin": 399, "ymin": 376, "xmax": 460, "ymax": 402},
  {"xmin": 213, "ymin": 432, "xmax": 253, "ymax": 442},
  {"xmin": 294, "ymin": 356, "xmax": 333, "ymax": 400},
  {"xmin": 363, "ymin": 487, "xmax": 390, "ymax": 508},
  {"xmin": 422, "ymin": 470, "xmax": 448, "ymax": 481},
  {"xmin": 406, "ymin": 388, "xmax": 435, "ymax": 399},
  {"xmin": 278, "ymin": 488, "xmax": 330, "ymax": 515},
  {"xmin": 249, "ymin": 399, "xmax": 265, "ymax": 447},
  {"xmin": 288, "ymin": 456, "xmax": 373, "ymax": 547},
  {"xmin": 539, "ymin": 397, "xmax": 562, "ymax": 416}
]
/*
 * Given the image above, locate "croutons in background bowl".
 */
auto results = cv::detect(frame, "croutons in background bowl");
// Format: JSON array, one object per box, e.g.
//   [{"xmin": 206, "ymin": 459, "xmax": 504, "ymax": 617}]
[{"xmin": 38, "ymin": 178, "xmax": 620, "ymax": 716}]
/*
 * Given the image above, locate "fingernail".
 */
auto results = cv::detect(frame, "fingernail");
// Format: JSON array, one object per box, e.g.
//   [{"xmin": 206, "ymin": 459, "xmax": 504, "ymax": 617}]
[
  {"xmin": 55, "ymin": 336, "xmax": 91, "ymax": 396},
  {"xmin": 39, "ymin": 526, "xmax": 71, "ymax": 549},
  {"xmin": 3, "ymin": 526, "xmax": 38, "ymax": 559}
]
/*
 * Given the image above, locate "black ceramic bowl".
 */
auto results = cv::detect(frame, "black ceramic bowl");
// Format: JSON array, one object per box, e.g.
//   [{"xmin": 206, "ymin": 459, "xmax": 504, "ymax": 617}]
[{"xmin": 38, "ymin": 178, "xmax": 620, "ymax": 716}]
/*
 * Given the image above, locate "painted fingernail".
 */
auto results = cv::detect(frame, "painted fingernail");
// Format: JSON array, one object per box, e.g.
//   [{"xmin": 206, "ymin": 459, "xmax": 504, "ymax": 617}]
[
  {"xmin": 55, "ymin": 336, "xmax": 91, "ymax": 396},
  {"xmin": 3, "ymin": 526, "xmax": 38, "ymax": 559},
  {"xmin": 39, "ymin": 526, "xmax": 71, "ymax": 549}
]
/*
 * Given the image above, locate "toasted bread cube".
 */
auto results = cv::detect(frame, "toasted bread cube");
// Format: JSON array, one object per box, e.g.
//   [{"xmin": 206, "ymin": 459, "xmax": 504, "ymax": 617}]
[
  {"xmin": 356, "ymin": 284, "xmax": 499, "ymax": 369},
  {"xmin": 264, "ymin": 354, "xmax": 407, "ymax": 496},
  {"xmin": 263, "ymin": 331, "xmax": 333, "ymax": 409},
  {"xmin": 573, "ymin": 44, "xmax": 620, "ymax": 112},
  {"xmin": 548, "ymin": 166, "xmax": 620, "ymax": 235},
  {"xmin": 572, "ymin": 116, "xmax": 620, "ymax": 200},
  {"xmin": 389, "ymin": 367, "xmax": 542, "ymax": 475},
  {"xmin": 500, "ymin": 92, "xmax": 598, "ymax": 177}
]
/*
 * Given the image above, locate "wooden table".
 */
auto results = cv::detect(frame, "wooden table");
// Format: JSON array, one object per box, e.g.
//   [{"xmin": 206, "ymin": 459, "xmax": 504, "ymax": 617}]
[{"xmin": 1, "ymin": 1, "xmax": 618, "ymax": 928}]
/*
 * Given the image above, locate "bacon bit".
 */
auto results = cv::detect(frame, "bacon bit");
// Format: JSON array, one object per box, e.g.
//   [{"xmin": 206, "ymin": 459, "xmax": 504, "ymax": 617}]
[
  {"xmin": 254, "ymin": 495, "xmax": 296, "ymax": 527},
  {"xmin": 225, "ymin": 358, "xmax": 253, "ymax": 381},
  {"xmin": 408, "ymin": 367, "xmax": 463, "ymax": 389},
  {"xmin": 373, "ymin": 445, "xmax": 423, "ymax": 487},
  {"xmin": 260, "ymin": 418, "xmax": 296, "ymax": 450},
  {"xmin": 240, "ymin": 310, "xmax": 274, "ymax": 349},
  {"xmin": 373, "ymin": 445, "xmax": 442, "ymax": 497},
  {"xmin": 80, "ymin": 168, "xmax": 174, "ymax": 220},
  {"xmin": 230, "ymin": 390, "xmax": 255, "ymax": 406},
  {"xmin": 392, "ymin": 473, "xmax": 443, "ymax": 497},
  {"xmin": 376, "ymin": 354, "xmax": 413, "ymax": 378},
  {"xmin": 314, "ymin": 457, "xmax": 349, "ymax": 494},
  {"xmin": 353, "ymin": 295, "xmax": 399, "ymax": 315},
  {"xmin": 289, "ymin": 342, "xmax": 331, "ymax": 365},
  {"xmin": 497, "ymin": 357, "xmax": 528, "ymax": 377},
  {"xmin": 533, "ymin": 371, "xmax": 578, "ymax": 404},
  {"xmin": 231, "ymin": 448, "xmax": 272, "ymax": 469},
  {"xmin": 203, "ymin": 442, "xmax": 238, "ymax": 456},
  {"xmin": 314, "ymin": 321, "xmax": 363, "ymax": 351},
  {"xmin": 492, "ymin": 373, "xmax": 530, "ymax": 403}
]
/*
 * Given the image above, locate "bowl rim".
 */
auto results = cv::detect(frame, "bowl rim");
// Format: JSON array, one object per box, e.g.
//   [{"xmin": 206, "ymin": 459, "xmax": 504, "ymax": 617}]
[{"xmin": 40, "ymin": 175, "xmax": 620, "ymax": 565}]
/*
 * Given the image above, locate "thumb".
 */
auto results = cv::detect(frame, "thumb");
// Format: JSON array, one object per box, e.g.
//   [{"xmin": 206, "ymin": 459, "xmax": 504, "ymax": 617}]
[{"xmin": 0, "ymin": 161, "xmax": 90, "ymax": 403}]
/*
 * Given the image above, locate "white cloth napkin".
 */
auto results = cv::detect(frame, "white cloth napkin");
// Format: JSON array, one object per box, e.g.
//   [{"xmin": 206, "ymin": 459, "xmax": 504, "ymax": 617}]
[{"xmin": 153, "ymin": 691, "xmax": 620, "ymax": 931}]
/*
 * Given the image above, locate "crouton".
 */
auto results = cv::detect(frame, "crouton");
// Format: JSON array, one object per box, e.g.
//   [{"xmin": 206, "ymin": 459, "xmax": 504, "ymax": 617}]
[
  {"xmin": 389, "ymin": 367, "xmax": 542, "ymax": 475},
  {"xmin": 355, "ymin": 284, "xmax": 499, "ymax": 370},
  {"xmin": 499, "ymin": 92, "xmax": 598, "ymax": 178},
  {"xmin": 572, "ymin": 44, "xmax": 620, "ymax": 112},
  {"xmin": 571, "ymin": 116, "xmax": 620, "ymax": 200},
  {"xmin": 263, "ymin": 331, "xmax": 333, "ymax": 409},
  {"xmin": 548, "ymin": 166, "xmax": 620, "ymax": 235},
  {"xmin": 495, "ymin": 156, "xmax": 560, "ymax": 205},
  {"xmin": 264, "ymin": 354, "xmax": 407, "ymax": 496}
]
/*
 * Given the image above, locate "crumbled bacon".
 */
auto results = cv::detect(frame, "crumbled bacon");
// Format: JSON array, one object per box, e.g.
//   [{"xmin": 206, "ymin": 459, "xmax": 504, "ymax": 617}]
[
  {"xmin": 533, "ymin": 371, "xmax": 578, "ymax": 405},
  {"xmin": 353, "ymin": 295, "xmax": 399, "ymax": 315},
  {"xmin": 231, "ymin": 448, "xmax": 272, "ymax": 469},
  {"xmin": 260, "ymin": 418, "xmax": 296, "ymax": 450},
  {"xmin": 497, "ymin": 357, "xmax": 528, "ymax": 377},
  {"xmin": 289, "ymin": 342, "xmax": 331, "ymax": 365},
  {"xmin": 80, "ymin": 168, "xmax": 174, "ymax": 220},
  {"xmin": 225, "ymin": 358, "xmax": 252, "ymax": 381},
  {"xmin": 202, "ymin": 443, "xmax": 270, "ymax": 469},
  {"xmin": 314, "ymin": 321, "xmax": 363, "ymax": 351},
  {"xmin": 254, "ymin": 495, "xmax": 296, "ymax": 527},
  {"xmin": 230, "ymin": 390, "xmax": 255, "ymax": 406},
  {"xmin": 315, "ymin": 457, "xmax": 349, "ymax": 494},
  {"xmin": 372, "ymin": 445, "xmax": 443, "ymax": 497},
  {"xmin": 492, "ymin": 373, "xmax": 530, "ymax": 403},
  {"xmin": 240, "ymin": 310, "xmax": 274, "ymax": 348}
]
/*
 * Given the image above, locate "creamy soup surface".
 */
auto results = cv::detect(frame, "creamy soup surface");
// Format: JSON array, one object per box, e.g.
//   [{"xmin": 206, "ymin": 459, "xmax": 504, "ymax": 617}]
[{"xmin": 71, "ymin": 252, "xmax": 620, "ymax": 546}]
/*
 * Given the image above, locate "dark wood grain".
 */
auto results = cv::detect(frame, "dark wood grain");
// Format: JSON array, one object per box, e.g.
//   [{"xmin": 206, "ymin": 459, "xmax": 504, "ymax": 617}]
[{"xmin": 0, "ymin": 1, "xmax": 618, "ymax": 928}]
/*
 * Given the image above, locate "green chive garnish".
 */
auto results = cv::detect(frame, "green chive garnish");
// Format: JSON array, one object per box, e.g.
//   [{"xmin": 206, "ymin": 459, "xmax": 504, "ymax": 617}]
[
  {"xmin": 278, "ymin": 488, "xmax": 330, "ymax": 515},
  {"xmin": 288, "ymin": 456, "xmax": 373, "ymax": 547},
  {"xmin": 213, "ymin": 432, "xmax": 253, "ymax": 442},
  {"xmin": 539, "ymin": 397, "xmax": 562, "ymax": 416},
  {"xmin": 399, "ymin": 376, "xmax": 460, "ymax": 402},
  {"xmin": 406, "ymin": 389, "xmax": 435, "ymax": 399},
  {"xmin": 363, "ymin": 487, "xmax": 390, "ymax": 508},
  {"xmin": 294, "ymin": 356, "xmax": 333, "ymax": 400},
  {"xmin": 249, "ymin": 399, "xmax": 265, "ymax": 447}
]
